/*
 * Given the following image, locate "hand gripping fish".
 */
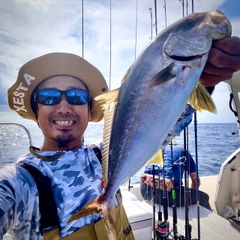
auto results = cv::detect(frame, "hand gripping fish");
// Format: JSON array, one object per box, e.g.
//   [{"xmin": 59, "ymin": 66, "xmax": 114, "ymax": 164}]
[{"xmin": 68, "ymin": 10, "xmax": 231, "ymax": 239}]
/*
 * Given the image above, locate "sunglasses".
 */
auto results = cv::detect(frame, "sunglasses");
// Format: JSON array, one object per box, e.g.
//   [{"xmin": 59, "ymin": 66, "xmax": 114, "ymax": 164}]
[{"xmin": 34, "ymin": 88, "xmax": 91, "ymax": 105}]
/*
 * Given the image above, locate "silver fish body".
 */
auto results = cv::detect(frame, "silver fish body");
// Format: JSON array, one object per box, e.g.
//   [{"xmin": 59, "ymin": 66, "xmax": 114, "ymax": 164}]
[
  {"xmin": 68, "ymin": 11, "xmax": 232, "ymax": 237},
  {"xmin": 105, "ymin": 9, "xmax": 231, "ymax": 201}
]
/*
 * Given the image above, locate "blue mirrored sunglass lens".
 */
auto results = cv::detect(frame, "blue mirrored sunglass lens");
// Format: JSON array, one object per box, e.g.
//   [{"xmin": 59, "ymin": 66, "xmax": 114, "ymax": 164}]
[
  {"xmin": 66, "ymin": 90, "xmax": 89, "ymax": 104},
  {"xmin": 37, "ymin": 89, "xmax": 60, "ymax": 105}
]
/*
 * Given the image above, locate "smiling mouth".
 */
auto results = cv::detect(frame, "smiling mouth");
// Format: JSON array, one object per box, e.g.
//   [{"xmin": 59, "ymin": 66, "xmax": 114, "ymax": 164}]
[{"xmin": 55, "ymin": 120, "xmax": 74, "ymax": 126}]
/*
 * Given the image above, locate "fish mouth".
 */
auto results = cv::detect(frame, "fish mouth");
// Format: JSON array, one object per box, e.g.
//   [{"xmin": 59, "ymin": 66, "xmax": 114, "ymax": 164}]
[{"xmin": 168, "ymin": 53, "xmax": 205, "ymax": 62}]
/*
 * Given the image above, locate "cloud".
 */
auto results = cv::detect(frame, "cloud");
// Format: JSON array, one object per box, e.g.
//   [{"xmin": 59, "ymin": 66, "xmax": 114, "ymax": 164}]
[{"xmin": 0, "ymin": 0, "xmax": 239, "ymax": 123}]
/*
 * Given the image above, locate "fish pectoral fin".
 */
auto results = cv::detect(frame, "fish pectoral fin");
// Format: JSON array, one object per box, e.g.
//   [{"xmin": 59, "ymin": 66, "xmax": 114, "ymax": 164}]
[
  {"xmin": 188, "ymin": 83, "xmax": 217, "ymax": 113},
  {"xmin": 148, "ymin": 63, "xmax": 176, "ymax": 88}
]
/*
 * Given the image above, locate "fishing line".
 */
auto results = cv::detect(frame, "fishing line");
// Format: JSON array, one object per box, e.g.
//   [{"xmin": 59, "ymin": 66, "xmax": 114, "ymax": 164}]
[
  {"xmin": 109, "ymin": 0, "xmax": 112, "ymax": 90},
  {"xmin": 153, "ymin": 165, "xmax": 156, "ymax": 240}
]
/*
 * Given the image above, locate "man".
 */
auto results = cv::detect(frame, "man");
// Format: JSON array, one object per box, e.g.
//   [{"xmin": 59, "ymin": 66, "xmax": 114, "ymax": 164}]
[
  {"xmin": 140, "ymin": 141, "xmax": 200, "ymax": 191},
  {"xmin": 0, "ymin": 36, "xmax": 240, "ymax": 239},
  {"xmin": 4, "ymin": 53, "xmax": 134, "ymax": 240},
  {"xmin": 139, "ymin": 142, "xmax": 209, "ymax": 209}
]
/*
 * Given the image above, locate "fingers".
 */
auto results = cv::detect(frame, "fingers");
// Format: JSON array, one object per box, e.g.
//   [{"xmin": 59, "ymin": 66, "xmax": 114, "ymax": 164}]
[
  {"xmin": 140, "ymin": 174, "xmax": 172, "ymax": 190},
  {"xmin": 212, "ymin": 36, "xmax": 240, "ymax": 55},
  {"xmin": 200, "ymin": 63, "xmax": 234, "ymax": 87},
  {"xmin": 200, "ymin": 36, "xmax": 240, "ymax": 87},
  {"xmin": 165, "ymin": 179, "xmax": 173, "ymax": 191},
  {"xmin": 207, "ymin": 46, "xmax": 240, "ymax": 72},
  {"xmin": 140, "ymin": 174, "xmax": 161, "ymax": 188}
]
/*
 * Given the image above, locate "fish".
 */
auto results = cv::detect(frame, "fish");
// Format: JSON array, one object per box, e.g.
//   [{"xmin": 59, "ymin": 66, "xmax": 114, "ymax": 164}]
[{"xmin": 68, "ymin": 9, "xmax": 231, "ymax": 239}]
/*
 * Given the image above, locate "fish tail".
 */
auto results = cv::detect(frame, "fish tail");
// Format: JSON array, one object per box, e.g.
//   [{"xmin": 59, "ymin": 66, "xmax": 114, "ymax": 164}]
[
  {"xmin": 68, "ymin": 194, "xmax": 108, "ymax": 223},
  {"xmin": 103, "ymin": 206, "xmax": 117, "ymax": 240},
  {"xmin": 188, "ymin": 82, "xmax": 217, "ymax": 113},
  {"xmin": 68, "ymin": 193, "xmax": 117, "ymax": 239}
]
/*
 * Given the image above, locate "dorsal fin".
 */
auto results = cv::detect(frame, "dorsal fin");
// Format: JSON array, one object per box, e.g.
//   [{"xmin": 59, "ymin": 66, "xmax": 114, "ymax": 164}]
[{"xmin": 95, "ymin": 89, "xmax": 119, "ymax": 186}]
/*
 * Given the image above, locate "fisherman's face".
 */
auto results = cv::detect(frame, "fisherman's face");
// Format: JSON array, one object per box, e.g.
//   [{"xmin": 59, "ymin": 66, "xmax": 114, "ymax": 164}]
[{"xmin": 36, "ymin": 75, "xmax": 91, "ymax": 150}]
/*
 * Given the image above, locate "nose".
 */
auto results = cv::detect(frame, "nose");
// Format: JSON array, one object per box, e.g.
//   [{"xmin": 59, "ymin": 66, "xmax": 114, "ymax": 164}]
[{"xmin": 56, "ymin": 96, "xmax": 72, "ymax": 113}]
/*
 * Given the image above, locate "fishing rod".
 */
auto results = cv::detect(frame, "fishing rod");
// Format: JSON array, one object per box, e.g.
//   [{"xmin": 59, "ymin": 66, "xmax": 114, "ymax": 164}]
[
  {"xmin": 156, "ymin": 157, "xmax": 169, "ymax": 239},
  {"xmin": 183, "ymin": 127, "xmax": 192, "ymax": 240},
  {"xmin": 155, "ymin": 166, "xmax": 163, "ymax": 240},
  {"xmin": 154, "ymin": 0, "xmax": 158, "ymax": 35},
  {"xmin": 170, "ymin": 141, "xmax": 178, "ymax": 239},
  {"xmin": 194, "ymin": 112, "xmax": 201, "ymax": 240},
  {"xmin": 152, "ymin": 165, "xmax": 165, "ymax": 240},
  {"xmin": 158, "ymin": 165, "xmax": 163, "ymax": 224},
  {"xmin": 177, "ymin": 127, "xmax": 199, "ymax": 240},
  {"xmin": 81, "ymin": 0, "xmax": 84, "ymax": 58}
]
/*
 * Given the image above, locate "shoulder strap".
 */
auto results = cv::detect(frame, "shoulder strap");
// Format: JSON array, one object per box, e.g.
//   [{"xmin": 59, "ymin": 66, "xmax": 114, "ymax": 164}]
[{"xmin": 18, "ymin": 162, "xmax": 59, "ymax": 233}]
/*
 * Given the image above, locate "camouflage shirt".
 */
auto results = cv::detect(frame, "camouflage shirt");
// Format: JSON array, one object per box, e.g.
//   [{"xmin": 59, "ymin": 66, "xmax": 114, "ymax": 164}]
[{"xmin": 0, "ymin": 146, "xmax": 108, "ymax": 240}]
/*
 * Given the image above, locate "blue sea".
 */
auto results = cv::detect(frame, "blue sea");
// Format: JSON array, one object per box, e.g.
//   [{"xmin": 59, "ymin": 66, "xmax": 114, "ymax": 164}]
[{"xmin": 0, "ymin": 122, "xmax": 240, "ymax": 185}]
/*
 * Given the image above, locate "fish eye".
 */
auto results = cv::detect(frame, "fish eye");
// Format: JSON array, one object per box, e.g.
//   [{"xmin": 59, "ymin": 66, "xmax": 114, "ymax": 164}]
[{"xmin": 185, "ymin": 19, "xmax": 195, "ymax": 28}]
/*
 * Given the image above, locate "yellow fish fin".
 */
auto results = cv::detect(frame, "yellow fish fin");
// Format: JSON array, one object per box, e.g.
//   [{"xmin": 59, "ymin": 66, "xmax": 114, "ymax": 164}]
[
  {"xmin": 146, "ymin": 149, "xmax": 163, "ymax": 166},
  {"xmin": 95, "ymin": 89, "xmax": 118, "ymax": 186},
  {"xmin": 95, "ymin": 88, "xmax": 119, "ymax": 105},
  {"xmin": 188, "ymin": 83, "xmax": 217, "ymax": 113}
]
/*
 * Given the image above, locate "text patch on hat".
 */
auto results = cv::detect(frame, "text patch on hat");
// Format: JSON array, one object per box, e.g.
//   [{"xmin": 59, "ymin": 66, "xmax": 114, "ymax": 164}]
[{"xmin": 12, "ymin": 73, "xmax": 35, "ymax": 112}]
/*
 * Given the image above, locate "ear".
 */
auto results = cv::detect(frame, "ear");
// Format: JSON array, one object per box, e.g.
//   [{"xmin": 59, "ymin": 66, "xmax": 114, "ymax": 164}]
[{"xmin": 35, "ymin": 108, "xmax": 40, "ymax": 126}]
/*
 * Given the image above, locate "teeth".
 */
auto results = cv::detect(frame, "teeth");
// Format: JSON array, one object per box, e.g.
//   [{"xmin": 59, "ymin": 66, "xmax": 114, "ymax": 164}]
[{"xmin": 55, "ymin": 121, "xmax": 74, "ymax": 126}]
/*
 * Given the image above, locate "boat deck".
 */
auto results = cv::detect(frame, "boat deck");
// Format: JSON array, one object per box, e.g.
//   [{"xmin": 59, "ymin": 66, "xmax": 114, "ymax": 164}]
[
  {"xmin": 121, "ymin": 180, "xmax": 240, "ymax": 240},
  {"xmin": 199, "ymin": 175, "xmax": 218, "ymax": 212}
]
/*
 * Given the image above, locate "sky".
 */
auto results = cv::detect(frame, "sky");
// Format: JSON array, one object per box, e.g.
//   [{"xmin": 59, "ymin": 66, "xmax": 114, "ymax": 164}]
[{"xmin": 0, "ymin": 0, "xmax": 240, "ymax": 125}]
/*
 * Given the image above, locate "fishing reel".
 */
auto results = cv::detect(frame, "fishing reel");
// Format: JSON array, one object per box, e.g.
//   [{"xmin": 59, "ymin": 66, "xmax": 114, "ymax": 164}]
[
  {"xmin": 154, "ymin": 220, "xmax": 199, "ymax": 240},
  {"xmin": 155, "ymin": 220, "xmax": 169, "ymax": 239}
]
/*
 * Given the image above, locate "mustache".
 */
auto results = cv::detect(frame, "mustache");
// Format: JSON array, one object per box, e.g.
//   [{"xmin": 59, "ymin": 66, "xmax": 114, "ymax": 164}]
[{"xmin": 50, "ymin": 113, "xmax": 78, "ymax": 120}]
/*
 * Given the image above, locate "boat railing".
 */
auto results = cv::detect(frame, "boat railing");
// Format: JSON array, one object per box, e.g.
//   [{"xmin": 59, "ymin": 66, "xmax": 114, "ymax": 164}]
[
  {"xmin": 227, "ymin": 70, "xmax": 240, "ymax": 136},
  {"xmin": 0, "ymin": 122, "xmax": 33, "ymax": 146}
]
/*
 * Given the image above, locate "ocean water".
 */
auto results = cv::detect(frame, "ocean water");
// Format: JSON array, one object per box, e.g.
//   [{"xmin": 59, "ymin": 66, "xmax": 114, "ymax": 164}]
[{"xmin": 0, "ymin": 122, "xmax": 240, "ymax": 185}]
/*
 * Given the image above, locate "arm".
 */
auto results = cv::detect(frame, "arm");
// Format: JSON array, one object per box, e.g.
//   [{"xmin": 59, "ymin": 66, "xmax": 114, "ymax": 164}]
[
  {"xmin": 0, "ymin": 165, "xmax": 38, "ymax": 238},
  {"xmin": 189, "ymin": 172, "xmax": 201, "ymax": 189},
  {"xmin": 188, "ymin": 151, "xmax": 201, "ymax": 189}
]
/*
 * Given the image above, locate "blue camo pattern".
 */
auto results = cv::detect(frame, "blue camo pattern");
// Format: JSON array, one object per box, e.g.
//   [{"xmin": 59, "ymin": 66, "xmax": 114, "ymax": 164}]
[{"xmin": 0, "ymin": 146, "xmax": 106, "ymax": 240}]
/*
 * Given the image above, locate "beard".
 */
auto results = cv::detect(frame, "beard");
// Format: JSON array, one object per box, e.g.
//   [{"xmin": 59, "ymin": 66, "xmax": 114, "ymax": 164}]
[{"xmin": 56, "ymin": 133, "xmax": 75, "ymax": 148}]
